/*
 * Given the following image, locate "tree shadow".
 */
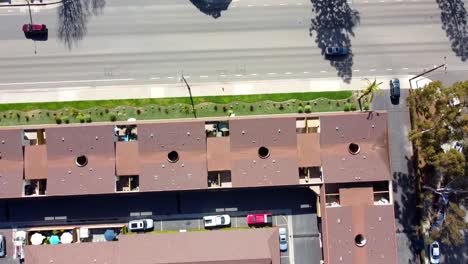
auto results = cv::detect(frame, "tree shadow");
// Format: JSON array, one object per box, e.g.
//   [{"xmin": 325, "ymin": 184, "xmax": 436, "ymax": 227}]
[
  {"xmin": 57, "ymin": 0, "xmax": 106, "ymax": 49},
  {"xmin": 190, "ymin": 0, "xmax": 232, "ymax": 19},
  {"xmin": 309, "ymin": 0, "xmax": 360, "ymax": 83},
  {"xmin": 436, "ymin": 0, "xmax": 468, "ymax": 61},
  {"xmin": 393, "ymin": 155, "xmax": 422, "ymax": 263}
]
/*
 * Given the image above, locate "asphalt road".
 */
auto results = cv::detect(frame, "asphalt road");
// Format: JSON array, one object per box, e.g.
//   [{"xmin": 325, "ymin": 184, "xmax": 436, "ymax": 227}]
[{"xmin": 0, "ymin": 0, "xmax": 467, "ymax": 89}]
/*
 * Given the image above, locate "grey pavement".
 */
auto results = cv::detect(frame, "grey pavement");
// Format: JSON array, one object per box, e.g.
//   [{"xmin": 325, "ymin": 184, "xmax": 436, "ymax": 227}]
[
  {"xmin": 0, "ymin": 0, "xmax": 467, "ymax": 91},
  {"xmin": 373, "ymin": 88, "xmax": 420, "ymax": 264}
]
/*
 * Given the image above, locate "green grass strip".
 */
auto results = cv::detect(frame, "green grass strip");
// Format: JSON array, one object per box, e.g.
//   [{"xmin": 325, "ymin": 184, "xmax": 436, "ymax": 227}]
[{"xmin": 0, "ymin": 91, "xmax": 352, "ymax": 112}]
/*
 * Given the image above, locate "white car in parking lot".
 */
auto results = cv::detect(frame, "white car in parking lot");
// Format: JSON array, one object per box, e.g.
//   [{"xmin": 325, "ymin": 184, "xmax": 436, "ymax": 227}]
[
  {"xmin": 203, "ymin": 215, "xmax": 231, "ymax": 228},
  {"xmin": 279, "ymin": 227, "xmax": 288, "ymax": 251},
  {"xmin": 128, "ymin": 219, "xmax": 154, "ymax": 232}
]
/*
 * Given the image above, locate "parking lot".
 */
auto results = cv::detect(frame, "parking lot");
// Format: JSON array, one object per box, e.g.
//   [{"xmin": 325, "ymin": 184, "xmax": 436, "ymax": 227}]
[{"xmin": 0, "ymin": 187, "xmax": 322, "ymax": 264}]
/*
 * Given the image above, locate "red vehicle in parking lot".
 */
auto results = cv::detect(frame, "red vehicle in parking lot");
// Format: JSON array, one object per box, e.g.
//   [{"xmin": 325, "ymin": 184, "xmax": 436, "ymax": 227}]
[{"xmin": 247, "ymin": 213, "xmax": 273, "ymax": 226}]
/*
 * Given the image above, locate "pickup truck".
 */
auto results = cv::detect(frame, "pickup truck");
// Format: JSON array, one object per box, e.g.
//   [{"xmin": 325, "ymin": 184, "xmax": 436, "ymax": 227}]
[
  {"xmin": 247, "ymin": 213, "xmax": 273, "ymax": 226},
  {"xmin": 203, "ymin": 215, "xmax": 231, "ymax": 228}
]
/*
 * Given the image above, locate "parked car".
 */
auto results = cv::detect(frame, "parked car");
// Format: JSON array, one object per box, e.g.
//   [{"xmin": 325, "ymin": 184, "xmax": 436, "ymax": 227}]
[
  {"xmin": 325, "ymin": 46, "xmax": 348, "ymax": 56},
  {"xmin": 279, "ymin": 227, "xmax": 288, "ymax": 251},
  {"xmin": 22, "ymin": 24, "xmax": 48, "ymax": 39},
  {"xmin": 128, "ymin": 219, "xmax": 154, "ymax": 232},
  {"xmin": 247, "ymin": 213, "xmax": 273, "ymax": 226},
  {"xmin": 390, "ymin": 78, "xmax": 400, "ymax": 99},
  {"xmin": 0, "ymin": 234, "xmax": 5, "ymax": 257},
  {"xmin": 203, "ymin": 215, "xmax": 231, "ymax": 228},
  {"xmin": 429, "ymin": 241, "xmax": 440, "ymax": 264}
]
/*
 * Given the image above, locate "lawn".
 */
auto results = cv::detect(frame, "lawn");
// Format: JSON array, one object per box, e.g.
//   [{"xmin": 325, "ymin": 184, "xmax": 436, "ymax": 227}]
[{"xmin": 0, "ymin": 91, "xmax": 357, "ymax": 126}]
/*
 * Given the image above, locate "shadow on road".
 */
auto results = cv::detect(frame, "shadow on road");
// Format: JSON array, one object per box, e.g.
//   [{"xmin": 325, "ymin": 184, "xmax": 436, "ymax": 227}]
[
  {"xmin": 58, "ymin": 0, "xmax": 106, "ymax": 49},
  {"xmin": 436, "ymin": 0, "xmax": 468, "ymax": 61},
  {"xmin": 190, "ymin": 0, "xmax": 232, "ymax": 19},
  {"xmin": 309, "ymin": 0, "xmax": 360, "ymax": 83},
  {"xmin": 393, "ymin": 156, "xmax": 422, "ymax": 263}
]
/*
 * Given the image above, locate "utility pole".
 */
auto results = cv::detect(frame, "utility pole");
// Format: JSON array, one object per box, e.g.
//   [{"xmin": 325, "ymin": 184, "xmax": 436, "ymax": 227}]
[
  {"xmin": 25, "ymin": 0, "xmax": 37, "ymax": 54},
  {"xmin": 180, "ymin": 75, "xmax": 197, "ymax": 118}
]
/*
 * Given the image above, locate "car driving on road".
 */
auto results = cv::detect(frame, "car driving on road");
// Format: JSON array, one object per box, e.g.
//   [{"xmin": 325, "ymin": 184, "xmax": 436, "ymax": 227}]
[
  {"xmin": 128, "ymin": 219, "xmax": 154, "ymax": 232},
  {"xmin": 203, "ymin": 215, "xmax": 231, "ymax": 228},
  {"xmin": 325, "ymin": 46, "xmax": 348, "ymax": 56},
  {"xmin": 247, "ymin": 213, "xmax": 273, "ymax": 226},
  {"xmin": 22, "ymin": 24, "xmax": 48, "ymax": 40}
]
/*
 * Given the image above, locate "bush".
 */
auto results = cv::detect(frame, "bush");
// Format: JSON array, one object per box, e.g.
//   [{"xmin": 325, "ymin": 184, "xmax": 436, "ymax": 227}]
[
  {"xmin": 336, "ymin": 101, "xmax": 340, "ymax": 107},
  {"xmin": 25, "ymin": 116, "xmax": 30, "ymax": 122},
  {"xmin": 344, "ymin": 104, "xmax": 350, "ymax": 112},
  {"xmin": 364, "ymin": 103, "xmax": 370, "ymax": 111},
  {"xmin": 99, "ymin": 112, "xmax": 103, "ymax": 116},
  {"xmin": 109, "ymin": 114, "xmax": 117, "ymax": 122},
  {"xmin": 164, "ymin": 108, "xmax": 169, "ymax": 114},
  {"xmin": 346, "ymin": 98, "xmax": 351, "ymax": 103},
  {"xmin": 222, "ymin": 106, "xmax": 228, "ymax": 112},
  {"xmin": 297, "ymin": 106, "xmax": 304, "ymax": 113},
  {"xmin": 313, "ymin": 101, "xmax": 317, "ymax": 106},
  {"xmin": 85, "ymin": 115, "xmax": 92, "ymax": 123},
  {"xmin": 16, "ymin": 113, "xmax": 20, "ymax": 119},
  {"xmin": 304, "ymin": 105, "xmax": 312, "ymax": 113},
  {"xmin": 228, "ymin": 110, "xmax": 234, "ymax": 116},
  {"xmin": 250, "ymin": 105, "xmax": 254, "ymax": 111},
  {"xmin": 62, "ymin": 116, "xmax": 70, "ymax": 124},
  {"xmin": 55, "ymin": 117, "xmax": 62, "ymax": 124},
  {"xmin": 104, "ymin": 108, "xmax": 109, "ymax": 114},
  {"xmin": 136, "ymin": 109, "xmax": 141, "ymax": 115},
  {"xmin": 214, "ymin": 105, "xmax": 218, "ymax": 111},
  {"xmin": 46, "ymin": 112, "xmax": 50, "ymax": 116},
  {"xmin": 328, "ymin": 100, "xmax": 331, "ymax": 105},
  {"xmin": 350, "ymin": 104, "xmax": 357, "ymax": 111},
  {"xmin": 279, "ymin": 104, "xmax": 284, "ymax": 110}
]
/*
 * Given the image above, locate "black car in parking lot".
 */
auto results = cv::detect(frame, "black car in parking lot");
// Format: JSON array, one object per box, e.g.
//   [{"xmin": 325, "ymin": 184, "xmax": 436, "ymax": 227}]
[{"xmin": 390, "ymin": 78, "xmax": 400, "ymax": 100}]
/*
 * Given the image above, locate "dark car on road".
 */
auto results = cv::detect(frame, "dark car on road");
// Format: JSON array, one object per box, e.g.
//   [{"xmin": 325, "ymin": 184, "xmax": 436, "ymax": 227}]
[
  {"xmin": 390, "ymin": 78, "xmax": 400, "ymax": 99},
  {"xmin": 22, "ymin": 24, "xmax": 48, "ymax": 40},
  {"xmin": 325, "ymin": 46, "xmax": 348, "ymax": 56}
]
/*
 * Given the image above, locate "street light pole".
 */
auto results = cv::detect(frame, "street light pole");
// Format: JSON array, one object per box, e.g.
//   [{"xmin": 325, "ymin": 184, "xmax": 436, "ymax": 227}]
[
  {"xmin": 180, "ymin": 75, "xmax": 197, "ymax": 118},
  {"xmin": 26, "ymin": 0, "xmax": 33, "ymax": 25}
]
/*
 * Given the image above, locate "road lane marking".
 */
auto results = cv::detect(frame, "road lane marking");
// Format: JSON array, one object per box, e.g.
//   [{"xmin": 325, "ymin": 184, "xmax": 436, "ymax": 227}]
[
  {"xmin": 320, "ymin": 70, "xmax": 327, "ymax": 73},
  {"xmin": 279, "ymin": 3, "xmax": 287, "ymax": 6},
  {"xmin": 200, "ymin": 75, "xmax": 209, "ymax": 78},
  {"xmin": 267, "ymin": 72, "xmax": 277, "ymax": 75},
  {"xmin": 353, "ymin": 69, "xmax": 360, "ymax": 72},
  {"xmin": 386, "ymin": 68, "xmax": 393, "ymax": 71},
  {"xmin": 402, "ymin": 67, "xmax": 409, "ymax": 70},
  {"xmin": 263, "ymin": 4, "xmax": 270, "ymax": 6},
  {"xmin": 250, "ymin": 73, "xmax": 257, "ymax": 76},
  {"xmin": 285, "ymin": 72, "xmax": 292, "ymax": 75},
  {"xmin": 0, "ymin": 78, "xmax": 134, "ymax": 86},
  {"xmin": 235, "ymin": 74, "xmax": 243, "ymax": 77},
  {"xmin": 150, "ymin": 77, "xmax": 160, "ymax": 80},
  {"xmin": 167, "ymin": 76, "xmax": 174, "ymax": 79},
  {"xmin": 370, "ymin": 69, "xmax": 376, "ymax": 72},
  {"xmin": 303, "ymin": 71, "xmax": 309, "ymax": 74}
]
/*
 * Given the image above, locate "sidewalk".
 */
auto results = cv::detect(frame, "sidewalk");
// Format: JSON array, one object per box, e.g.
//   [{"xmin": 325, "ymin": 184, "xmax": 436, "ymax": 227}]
[{"xmin": 0, "ymin": 75, "xmax": 431, "ymax": 104}]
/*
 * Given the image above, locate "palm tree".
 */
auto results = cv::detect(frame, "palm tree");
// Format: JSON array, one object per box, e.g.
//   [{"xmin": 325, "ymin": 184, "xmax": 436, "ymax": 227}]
[{"xmin": 358, "ymin": 78, "xmax": 383, "ymax": 111}]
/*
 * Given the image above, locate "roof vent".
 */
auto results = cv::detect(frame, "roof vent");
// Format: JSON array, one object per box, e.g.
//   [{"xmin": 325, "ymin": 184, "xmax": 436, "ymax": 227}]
[
  {"xmin": 348, "ymin": 143, "xmax": 360, "ymax": 155},
  {"xmin": 75, "ymin": 155, "xmax": 88, "ymax": 167},
  {"xmin": 167, "ymin": 151, "xmax": 179, "ymax": 163},
  {"xmin": 355, "ymin": 234, "xmax": 367, "ymax": 247},
  {"xmin": 258, "ymin": 146, "xmax": 270, "ymax": 159}
]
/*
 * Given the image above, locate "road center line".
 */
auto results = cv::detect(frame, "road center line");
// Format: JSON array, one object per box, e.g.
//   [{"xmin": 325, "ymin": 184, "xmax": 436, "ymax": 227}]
[{"xmin": 0, "ymin": 78, "xmax": 134, "ymax": 86}]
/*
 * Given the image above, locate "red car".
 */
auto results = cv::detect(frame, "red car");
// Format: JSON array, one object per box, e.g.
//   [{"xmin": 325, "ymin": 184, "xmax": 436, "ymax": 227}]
[
  {"xmin": 22, "ymin": 24, "xmax": 48, "ymax": 39},
  {"xmin": 247, "ymin": 213, "xmax": 273, "ymax": 226}
]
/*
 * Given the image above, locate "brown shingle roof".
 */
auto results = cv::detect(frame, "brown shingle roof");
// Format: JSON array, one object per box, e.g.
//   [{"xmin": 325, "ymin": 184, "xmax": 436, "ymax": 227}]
[
  {"xmin": 24, "ymin": 145, "xmax": 48, "ymax": 180},
  {"xmin": 25, "ymin": 228, "xmax": 280, "ymax": 264},
  {"xmin": 229, "ymin": 117, "xmax": 299, "ymax": 187},
  {"xmin": 297, "ymin": 133, "xmax": 321, "ymax": 167},
  {"xmin": 45, "ymin": 126, "xmax": 116, "ymax": 196},
  {"xmin": 322, "ymin": 186, "xmax": 397, "ymax": 264},
  {"xmin": 115, "ymin": 141, "xmax": 139, "ymax": 176},
  {"xmin": 0, "ymin": 129, "xmax": 24, "ymax": 198},
  {"xmin": 207, "ymin": 137, "xmax": 231, "ymax": 171},
  {"xmin": 320, "ymin": 112, "xmax": 391, "ymax": 183},
  {"xmin": 138, "ymin": 121, "xmax": 208, "ymax": 192}
]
